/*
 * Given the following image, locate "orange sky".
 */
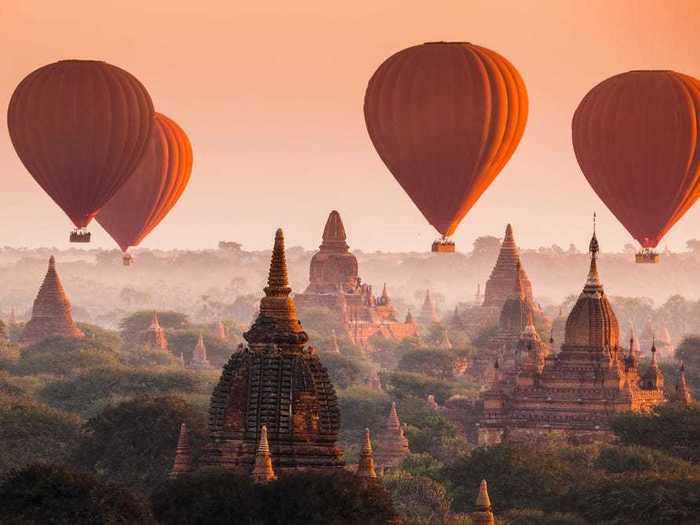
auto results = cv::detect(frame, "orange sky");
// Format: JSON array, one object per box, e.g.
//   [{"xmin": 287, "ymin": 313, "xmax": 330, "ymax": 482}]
[{"xmin": 1, "ymin": 0, "xmax": 699, "ymax": 252}]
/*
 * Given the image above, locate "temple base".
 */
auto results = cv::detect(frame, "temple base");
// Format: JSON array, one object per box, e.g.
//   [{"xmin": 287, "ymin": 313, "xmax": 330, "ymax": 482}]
[{"xmin": 635, "ymin": 250, "xmax": 659, "ymax": 264}]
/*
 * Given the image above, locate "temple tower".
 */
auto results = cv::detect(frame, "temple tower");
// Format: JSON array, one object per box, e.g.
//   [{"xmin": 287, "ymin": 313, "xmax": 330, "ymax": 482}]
[
  {"xmin": 20, "ymin": 256, "xmax": 84, "ymax": 346},
  {"xmin": 418, "ymin": 290, "xmax": 439, "ymax": 326},
  {"xmin": 374, "ymin": 402, "xmax": 410, "ymax": 469},
  {"xmin": 205, "ymin": 229, "xmax": 344, "ymax": 474},
  {"xmin": 169, "ymin": 423, "xmax": 193, "ymax": 480},
  {"xmin": 492, "ymin": 262, "xmax": 538, "ymax": 350},
  {"xmin": 356, "ymin": 428, "xmax": 377, "ymax": 479},
  {"xmin": 189, "ymin": 334, "xmax": 213, "ymax": 369},
  {"xmin": 142, "ymin": 312, "xmax": 168, "ymax": 351},
  {"xmin": 472, "ymin": 480, "xmax": 495, "ymax": 525},
  {"xmin": 675, "ymin": 363, "xmax": 693, "ymax": 405},
  {"xmin": 641, "ymin": 343, "xmax": 664, "ymax": 390},
  {"xmin": 252, "ymin": 425, "xmax": 277, "ymax": 483},
  {"xmin": 483, "ymin": 224, "xmax": 536, "ymax": 309},
  {"xmin": 217, "ymin": 320, "xmax": 228, "ymax": 340},
  {"xmin": 305, "ymin": 211, "xmax": 359, "ymax": 294}
]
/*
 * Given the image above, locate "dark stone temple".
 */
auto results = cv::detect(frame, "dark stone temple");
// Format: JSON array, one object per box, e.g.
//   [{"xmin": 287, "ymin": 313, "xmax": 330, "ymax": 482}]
[{"xmin": 204, "ymin": 229, "xmax": 344, "ymax": 474}]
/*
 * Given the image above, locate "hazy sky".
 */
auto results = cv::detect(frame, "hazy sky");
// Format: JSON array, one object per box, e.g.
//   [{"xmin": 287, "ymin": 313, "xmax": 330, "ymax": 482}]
[{"xmin": 1, "ymin": 1, "xmax": 699, "ymax": 252}]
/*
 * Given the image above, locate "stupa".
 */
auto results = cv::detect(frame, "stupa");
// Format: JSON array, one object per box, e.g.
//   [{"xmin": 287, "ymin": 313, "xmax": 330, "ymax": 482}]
[
  {"xmin": 189, "ymin": 334, "xmax": 214, "ymax": 370},
  {"xmin": 418, "ymin": 289, "xmax": 439, "ymax": 326},
  {"xmin": 217, "ymin": 320, "xmax": 228, "ymax": 340},
  {"xmin": 374, "ymin": 402, "xmax": 410, "ymax": 469},
  {"xmin": 169, "ymin": 423, "xmax": 193, "ymax": 480},
  {"xmin": 205, "ymin": 229, "xmax": 344, "ymax": 474},
  {"xmin": 295, "ymin": 211, "xmax": 416, "ymax": 346},
  {"xmin": 674, "ymin": 363, "xmax": 693, "ymax": 405},
  {"xmin": 472, "ymin": 480, "xmax": 495, "ymax": 525},
  {"xmin": 20, "ymin": 256, "xmax": 84, "ymax": 346},
  {"xmin": 478, "ymin": 228, "xmax": 665, "ymax": 445},
  {"xmin": 356, "ymin": 428, "xmax": 377, "ymax": 479},
  {"xmin": 252, "ymin": 425, "xmax": 277, "ymax": 483},
  {"xmin": 142, "ymin": 312, "xmax": 168, "ymax": 351}
]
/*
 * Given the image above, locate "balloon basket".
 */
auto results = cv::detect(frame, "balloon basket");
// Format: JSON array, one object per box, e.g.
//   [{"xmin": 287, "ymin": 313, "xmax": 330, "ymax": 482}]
[
  {"xmin": 635, "ymin": 250, "xmax": 659, "ymax": 264},
  {"xmin": 69, "ymin": 229, "xmax": 91, "ymax": 243},
  {"xmin": 432, "ymin": 238, "xmax": 455, "ymax": 253},
  {"xmin": 122, "ymin": 254, "xmax": 134, "ymax": 266}
]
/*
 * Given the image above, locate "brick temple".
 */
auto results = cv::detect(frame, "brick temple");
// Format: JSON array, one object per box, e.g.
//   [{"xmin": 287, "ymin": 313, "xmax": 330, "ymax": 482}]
[
  {"xmin": 20, "ymin": 256, "xmax": 84, "ymax": 346},
  {"xmin": 204, "ymin": 229, "xmax": 344, "ymax": 474},
  {"xmin": 477, "ymin": 231, "xmax": 665, "ymax": 445},
  {"xmin": 294, "ymin": 210, "xmax": 417, "ymax": 347}
]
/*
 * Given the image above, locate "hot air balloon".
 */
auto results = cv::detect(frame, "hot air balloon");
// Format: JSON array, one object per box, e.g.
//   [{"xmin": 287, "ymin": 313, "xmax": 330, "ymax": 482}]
[
  {"xmin": 572, "ymin": 70, "xmax": 700, "ymax": 263},
  {"xmin": 364, "ymin": 42, "xmax": 528, "ymax": 252},
  {"xmin": 7, "ymin": 60, "xmax": 154, "ymax": 242},
  {"xmin": 96, "ymin": 113, "xmax": 193, "ymax": 265}
]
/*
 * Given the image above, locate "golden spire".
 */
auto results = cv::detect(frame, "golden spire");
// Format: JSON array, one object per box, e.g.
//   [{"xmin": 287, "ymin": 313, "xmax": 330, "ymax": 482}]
[
  {"xmin": 259, "ymin": 229, "xmax": 299, "ymax": 324},
  {"xmin": 357, "ymin": 428, "xmax": 377, "ymax": 479},
  {"xmin": 472, "ymin": 480, "xmax": 495, "ymax": 525},
  {"xmin": 252, "ymin": 425, "xmax": 277, "ymax": 483},
  {"xmin": 584, "ymin": 215, "xmax": 603, "ymax": 294}
]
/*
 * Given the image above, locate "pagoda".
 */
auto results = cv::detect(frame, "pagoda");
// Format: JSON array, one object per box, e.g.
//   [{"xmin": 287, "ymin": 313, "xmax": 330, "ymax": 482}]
[
  {"xmin": 472, "ymin": 480, "xmax": 495, "ymax": 525},
  {"xmin": 189, "ymin": 334, "xmax": 214, "ymax": 370},
  {"xmin": 417, "ymin": 289, "xmax": 439, "ymax": 327},
  {"xmin": 217, "ymin": 320, "xmax": 228, "ymax": 340},
  {"xmin": 169, "ymin": 423, "xmax": 193, "ymax": 480},
  {"xmin": 252, "ymin": 425, "xmax": 277, "ymax": 483},
  {"xmin": 478, "ymin": 229, "xmax": 665, "ymax": 445},
  {"xmin": 356, "ymin": 428, "xmax": 378, "ymax": 479},
  {"xmin": 374, "ymin": 402, "xmax": 410, "ymax": 469},
  {"xmin": 674, "ymin": 363, "xmax": 693, "ymax": 405},
  {"xmin": 205, "ymin": 229, "xmax": 344, "ymax": 474},
  {"xmin": 294, "ymin": 211, "xmax": 416, "ymax": 346},
  {"xmin": 20, "ymin": 256, "xmax": 84, "ymax": 346},
  {"xmin": 142, "ymin": 312, "xmax": 168, "ymax": 351}
]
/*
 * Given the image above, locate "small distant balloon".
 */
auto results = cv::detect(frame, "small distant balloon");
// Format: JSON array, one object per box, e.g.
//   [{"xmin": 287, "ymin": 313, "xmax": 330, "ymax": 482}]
[
  {"xmin": 97, "ymin": 113, "xmax": 193, "ymax": 255},
  {"xmin": 572, "ymin": 70, "xmax": 700, "ymax": 250},
  {"xmin": 364, "ymin": 42, "xmax": 528, "ymax": 251}
]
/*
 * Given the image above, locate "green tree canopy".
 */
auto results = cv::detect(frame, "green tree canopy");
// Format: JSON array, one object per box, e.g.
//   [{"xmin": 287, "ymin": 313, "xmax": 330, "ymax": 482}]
[
  {"xmin": 14, "ymin": 336, "xmax": 120, "ymax": 376},
  {"xmin": 119, "ymin": 310, "xmax": 190, "ymax": 343}
]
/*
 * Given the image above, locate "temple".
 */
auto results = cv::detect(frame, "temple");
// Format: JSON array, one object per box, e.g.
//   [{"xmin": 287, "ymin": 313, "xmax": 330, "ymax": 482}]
[
  {"xmin": 294, "ymin": 211, "xmax": 417, "ymax": 347},
  {"xmin": 169, "ymin": 423, "xmax": 193, "ymax": 480},
  {"xmin": 356, "ymin": 428, "xmax": 378, "ymax": 479},
  {"xmin": 204, "ymin": 229, "xmax": 344, "ymax": 474},
  {"xmin": 674, "ymin": 363, "xmax": 693, "ymax": 405},
  {"xmin": 20, "ymin": 256, "xmax": 84, "ymax": 346},
  {"xmin": 374, "ymin": 402, "xmax": 410, "ymax": 470},
  {"xmin": 189, "ymin": 334, "xmax": 214, "ymax": 370},
  {"xmin": 472, "ymin": 480, "xmax": 495, "ymax": 525},
  {"xmin": 142, "ymin": 312, "xmax": 168, "ymax": 351},
  {"xmin": 252, "ymin": 425, "xmax": 276, "ymax": 483},
  {"xmin": 478, "ymin": 229, "xmax": 665, "ymax": 445},
  {"xmin": 418, "ymin": 289, "xmax": 439, "ymax": 327}
]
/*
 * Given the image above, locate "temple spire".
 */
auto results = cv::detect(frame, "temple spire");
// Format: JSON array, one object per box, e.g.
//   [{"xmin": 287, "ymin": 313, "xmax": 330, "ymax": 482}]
[
  {"xmin": 190, "ymin": 333, "xmax": 212, "ymax": 369},
  {"xmin": 675, "ymin": 363, "xmax": 693, "ymax": 405},
  {"xmin": 356, "ymin": 428, "xmax": 377, "ymax": 479},
  {"xmin": 320, "ymin": 210, "xmax": 349, "ymax": 250},
  {"xmin": 472, "ymin": 480, "xmax": 495, "ymax": 525},
  {"xmin": 374, "ymin": 401, "xmax": 410, "ymax": 468},
  {"xmin": 217, "ymin": 319, "xmax": 227, "ymax": 340},
  {"xmin": 252, "ymin": 425, "xmax": 277, "ymax": 483},
  {"xmin": 583, "ymin": 216, "xmax": 603, "ymax": 295},
  {"xmin": 169, "ymin": 423, "xmax": 193, "ymax": 480}
]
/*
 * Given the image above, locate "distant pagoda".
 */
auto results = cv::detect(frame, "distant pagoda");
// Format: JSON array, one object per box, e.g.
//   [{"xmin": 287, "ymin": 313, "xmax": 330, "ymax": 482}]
[
  {"xmin": 169, "ymin": 423, "xmax": 193, "ymax": 480},
  {"xmin": 674, "ymin": 363, "xmax": 693, "ymax": 405},
  {"xmin": 142, "ymin": 312, "xmax": 168, "ymax": 351},
  {"xmin": 20, "ymin": 256, "xmax": 84, "ymax": 346},
  {"xmin": 205, "ymin": 229, "xmax": 344, "ymax": 474},
  {"xmin": 217, "ymin": 320, "xmax": 228, "ymax": 340},
  {"xmin": 472, "ymin": 480, "xmax": 496, "ymax": 525},
  {"xmin": 374, "ymin": 402, "xmax": 410, "ymax": 469},
  {"xmin": 482, "ymin": 224, "xmax": 537, "ymax": 310},
  {"xmin": 252, "ymin": 425, "xmax": 277, "ymax": 483},
  {"xmin": 356, "ymin": 428, "xmax": 377, "ymax": 479},
  {"xmin": 418, "ymin": 289, "xmax": 439, "ymax": 326},
  {"xmin": 189, "ymin": 334, "xmax": 214, "ymax": 370},
  {"xmin": 295, "ymin": 211, "xmax": 417, "ymax": 346}
]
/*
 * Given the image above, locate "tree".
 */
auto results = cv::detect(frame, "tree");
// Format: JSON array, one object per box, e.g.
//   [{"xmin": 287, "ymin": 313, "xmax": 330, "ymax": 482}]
[
  {"xmin": 319, "ymin": 352, "xmax": 373, "ymax": 389},
  {"xmin": 72, "ymin": 396, "xmax": 207, "ymax": 493},
  {"xmin": 471, "ymin": 236, "xmax": 501, "ymax": 260},
  {"xmin": 14, "ymin": 336, "xmax": 120, "ymax": 376},
  {"xmin": 119, "ymin": 311, "xmax": 190, "ymax": 343},
  {"xmin": 0, "ymin": 395, "xmax": 81, "ymax": 474},
  {"xmin": 384, "ymin": 473, "xmax": 451, "ymax": 524},
  {"xmin": 380, "ymin": 370, "xmax": 457, "ymax": 404},
  {"xmin": 398, "ymin": 349, "xmax": 460, "ymax": 379},
  {"xmin": 675, "ymin": 336, "xmax": 700, "ymax": 396},
  {"xmin": 0, "ymin": 464, "xmax": 153, "ymax": 524},
  {"xmin": 167, "ymin": 330, "xmax": 237, "ymax": 367}
]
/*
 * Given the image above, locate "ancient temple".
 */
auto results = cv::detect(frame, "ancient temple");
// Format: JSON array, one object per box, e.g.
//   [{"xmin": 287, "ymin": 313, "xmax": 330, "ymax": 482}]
[
  {"xmin": 169, "ymin": 423, "xmax": 193, "ymax": 480},
  {"xmin": 217, "ymin": 320, "xmax": 228, "ymax": 340},
  {"xmin": 252, "ymin": 425, "xmax": 277, "ymax": 483},
  {"xmin": 142, "ymin": 312, "xmax": 168, "ymax": 351},
  {"xmin": 20, "ymin": 256, "xmax": 84, "ymax": 346},
  {"xmin": 472, "ymin": 480, "xmax": 495, "ymax": 525},
  {"xmin": 482, "ymin": 225, "xmax": 538, "ymax": 310},
  {"xmin": 294, "ymin": 211, "xmax": 417, "ymax": 346},
  {"xmin": 478, "ymin": 230, "xmax": 665, "ymax": 445},
  {"xmin": 674, "ymin": 363, "xmax": 693, "ymax": 405},
  {"xmin": 205, "ymin": 229, "xmax": 344, "ymax": 474},
  {"xmin": 356, "ymin": 428, "xmax": 378, "ymax": 479},
  {"xmin": 418, "ymin": 289, "xmax": 439, "ymax": 326},
  {"xmin": 189, "ymin": 334, "xmax": 214, "ymax": 370},
  {"xmin": 374, "ymin": 402, "xmax": 410, "ymax": 469}
]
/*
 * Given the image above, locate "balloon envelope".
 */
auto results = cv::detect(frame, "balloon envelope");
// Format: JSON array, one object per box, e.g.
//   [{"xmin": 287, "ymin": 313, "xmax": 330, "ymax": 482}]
[
  {"xmin": 97, "ymin": 113, "xmax": 193, "ymax": 252},
  {"xmin": 364, "ymin": 42, "xmax": 528, "ymax": 237},
  {"xmin": 572, "ymin": 70, "xmax": 700, "ymax": 248}
]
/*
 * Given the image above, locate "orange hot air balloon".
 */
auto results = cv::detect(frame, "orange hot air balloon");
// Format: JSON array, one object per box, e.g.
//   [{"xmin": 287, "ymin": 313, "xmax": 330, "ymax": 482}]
[
  {"xmin": 572, "ymin": 70, "xmax": 700, "ymax": 261},
  {"xmin": 96, "ymin": 113, "xmax": 193, "ymax": 262},
  {"xmin": 7, "ymin": 60, "xmax": 154, "ymax": 242},
  {"xmin": 364, "ymin": 42, "xmax": 528, "ymax": 252}
]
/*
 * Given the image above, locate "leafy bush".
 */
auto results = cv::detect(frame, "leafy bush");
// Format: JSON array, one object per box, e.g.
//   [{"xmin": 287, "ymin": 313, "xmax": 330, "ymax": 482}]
[
  {"xmin": 0, "ymin": 463, "xmax": 153, "ymax": 524},
  {"xmin": 384, "ymin": 472, "xmax": 451, "ymax": 525},
  {"xmin": 595, "ymin": 445, "xmax": 693, "ymax": 475},
  {"xmin": 320, "ymin": 352, "xmax": 373, "ymax": 389},
  {"xmin": 398, "ymin": 348, "xmax": 462, "ymax": 378},
  {"xmin": 14, "ymin": 336, "xmax": 120, "ymax": 376},
  {"xmin": 380, "ymin": 370, "xmax": 456, "ymax": 403}
]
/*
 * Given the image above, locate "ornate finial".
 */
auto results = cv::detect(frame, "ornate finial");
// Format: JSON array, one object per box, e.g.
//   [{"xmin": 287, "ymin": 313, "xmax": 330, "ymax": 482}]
[
  {"xmin": 252, "ymin": 425, "xmax": 277, "ymax": 483},
  {"xmin": 357, "ymin": 428, "xmax": 377, "ymax": 479},
  {"xmin": 589, "ymin": 213, "xmax": 599, "ymax": 256}
]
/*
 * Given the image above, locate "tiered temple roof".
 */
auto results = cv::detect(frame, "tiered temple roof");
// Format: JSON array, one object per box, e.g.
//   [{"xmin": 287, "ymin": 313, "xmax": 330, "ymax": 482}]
[
  {"xmin": 482, "ymin": 225, "xmax": 536, "ymax": 309},
  {"xmin": 472, "ymin": 480, "xmax": 495, "ymax": 525},
  {"xmin": 189, "ymin": 334, "xmax": 213, "ymax": 370},
  {"xmin": 374, "ymin": 402, "xmax": 410, "ymax": 469},
  {"xmin": 142, "ymin": 312, "xmax": 168, "ymax": 351},
  {"xmin": 478, "ymin": 230, "xmax": 665, "ymax": 445},
  {"xmin": 169, "ymin": 423, "xmax": 193, "ymax": 480},
  {"xmin": 295, "ymin": 211, "xmax": 416, "ymax": 346},
  {"xmin": 205, "ymin": 229, "xmax": 344, "ymax": 474},
  {"xmin": 356, "ymin": 428, "xmax": 377, "ymax": 479},
  {"xmin": 20, "ymin": 256, "xmax": 84, "ymax": 346}
]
